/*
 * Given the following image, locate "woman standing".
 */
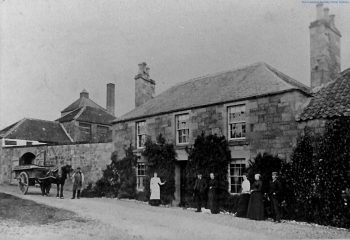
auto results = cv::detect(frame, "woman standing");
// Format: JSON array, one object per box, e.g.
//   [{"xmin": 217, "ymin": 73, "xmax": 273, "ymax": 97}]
[
  {"xmin": 149, "ymin": 172, "xmax": 166, "ymax": 206},
  {"xmin": 208, "ymin": 172, "xmax": 219, "ymax": 214},
  {"xmin": 236, "ymin": 173, "xmax": 251, "ymax": 217},
  {"xmin": 247, "ymin": 173, "xmax": 264, "ymax": 220}
]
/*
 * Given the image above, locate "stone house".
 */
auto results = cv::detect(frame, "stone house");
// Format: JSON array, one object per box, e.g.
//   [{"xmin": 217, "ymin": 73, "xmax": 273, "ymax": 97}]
[
  {"xmin": 112, "ymin": 4, "xmax": 344, "ymax": 203},
  {"xmin": 112, "ymin": 62, "xmax": 311, "ymax": 202}
]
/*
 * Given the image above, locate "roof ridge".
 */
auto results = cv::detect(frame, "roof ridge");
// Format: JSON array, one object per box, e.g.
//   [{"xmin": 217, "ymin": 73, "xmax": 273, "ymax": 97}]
[
  {"xmin": 74, "ymin": 106, "xmax": 86, "ymax": 121},
  {"xmin": 25, "ymin": 117, "xmax": 59, "ymax": 123},
  {"xmin": 59, "ymin": 123, "xmax": 74, "ymax": 142},
  {"xmin": 2, "ymin": 118, "xmax": 27, "ymax": 138},
  {"xmin": 262, "ymin": 63, "xmax": 310, "ymax": 92}
]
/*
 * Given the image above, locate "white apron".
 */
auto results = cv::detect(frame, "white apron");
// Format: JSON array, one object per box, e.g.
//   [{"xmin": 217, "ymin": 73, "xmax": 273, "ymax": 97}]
[{"xmin": 150, "ymin": 177, "xmax": 161, "ymax": 200}]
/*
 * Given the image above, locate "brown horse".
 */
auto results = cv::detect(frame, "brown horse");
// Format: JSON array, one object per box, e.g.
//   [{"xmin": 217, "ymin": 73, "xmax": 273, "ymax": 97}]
[{"xmin": 39, "ymin": 165, "xmax": 73, "ymax": 198}]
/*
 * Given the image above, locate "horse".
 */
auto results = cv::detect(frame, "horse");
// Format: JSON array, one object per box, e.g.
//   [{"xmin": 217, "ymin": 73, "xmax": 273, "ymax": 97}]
[{"xmin": 39, "ymin": 164, "xmax": 73, "ymax": 198}]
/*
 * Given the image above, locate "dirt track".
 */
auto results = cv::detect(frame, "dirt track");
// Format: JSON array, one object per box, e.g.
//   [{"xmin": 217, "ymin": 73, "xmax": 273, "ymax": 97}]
[{"xmin": 1, "ymin": 184, "xmax": 349, "ymax": 240}]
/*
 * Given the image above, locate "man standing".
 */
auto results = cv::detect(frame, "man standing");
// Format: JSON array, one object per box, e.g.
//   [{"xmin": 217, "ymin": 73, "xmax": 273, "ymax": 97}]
[
  {"xmin": 193, "ymin": 173, "xmax": 207, "ymax": 212},
  {"xmin": 71, "ymin": 167, "xmax": 84, "ymax": 199},
  {"xmin": 269, "ymin": 172, "xmax": 282, "ymax": 222}
]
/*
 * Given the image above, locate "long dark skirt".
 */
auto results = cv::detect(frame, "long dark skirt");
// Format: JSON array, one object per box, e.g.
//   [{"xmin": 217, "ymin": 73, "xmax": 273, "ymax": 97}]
[
  {"xmin": 247, "ymin": 191, "xmax": 264, "ymax": 220},
  {"xmin": 208, "ymin": 189, "xmax": 219, "ymax": 214},
  {"xmin": 236, "ymin": 193, "xmax": 250, "ymax": 217},
  {"xmin": 149, "ymin": 199, "xmax": 161, "ymax": 206}
]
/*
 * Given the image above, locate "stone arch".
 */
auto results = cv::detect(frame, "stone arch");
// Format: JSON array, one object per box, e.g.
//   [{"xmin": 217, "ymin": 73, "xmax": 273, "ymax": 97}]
[{"xmin": 19, "ymin": 152, "xmax": 36, "ymax": 165}]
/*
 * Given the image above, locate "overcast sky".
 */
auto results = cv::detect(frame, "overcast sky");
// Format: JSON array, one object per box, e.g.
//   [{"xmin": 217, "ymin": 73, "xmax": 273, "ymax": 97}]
[{"xmin": 1, "ymin": 0, "xmax": 350, "ymax": 129}]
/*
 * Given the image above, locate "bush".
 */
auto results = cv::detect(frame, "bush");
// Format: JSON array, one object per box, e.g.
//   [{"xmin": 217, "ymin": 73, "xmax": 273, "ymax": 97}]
[
  {"xmin": 142, "ymin": 134, "xmax": 176, "ymax": 205},
  {"xmin": 81, "ymin": 145, "xmax": 136, "ymax": 198},
  {"xmin": 184, "ymin": 133, "xmax": 231, "ymax": 209}
]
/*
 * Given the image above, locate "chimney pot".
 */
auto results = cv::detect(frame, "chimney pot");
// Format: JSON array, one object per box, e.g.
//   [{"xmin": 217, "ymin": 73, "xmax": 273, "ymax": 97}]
[
  {"xmin": 80, "ymin": 89, "xmax": 89, "ymax": 98},
  {"xmin": 329, "ymin": 14, "xmax": 335, "ymax": 25},
  {"xmin": 324, "ymin": 7, "xmax": 330, "ymax": 20},
  {"xmin": 316, "ymin": 3, "xmax": 323, "ymax": 20}
]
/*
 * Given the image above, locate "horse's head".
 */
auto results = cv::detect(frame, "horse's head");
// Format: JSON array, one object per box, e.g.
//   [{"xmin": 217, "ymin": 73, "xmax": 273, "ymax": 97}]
[{"xmin": 63, "ymin": 165, "xmax": 73, "ymax": 179}]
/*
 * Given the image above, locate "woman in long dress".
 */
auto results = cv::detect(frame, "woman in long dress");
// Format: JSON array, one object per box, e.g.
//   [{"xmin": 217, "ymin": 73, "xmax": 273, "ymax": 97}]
[
  {"xmin": 247, "ymin": 173, "xmax": 264, "ymax": 220},
  {"xmin": 208, "ymin": 172, "xmax": 219, "ymax": 214},
  {"xmin": 236, "ymin": 173, "xmax": 250, "ymax": 217},
  {"xmin": 149, "ymin": 172, "xmax": 166, "ymax": 206}
]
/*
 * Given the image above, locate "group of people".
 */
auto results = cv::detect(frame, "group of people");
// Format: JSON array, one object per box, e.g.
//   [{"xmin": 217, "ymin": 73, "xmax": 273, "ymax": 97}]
[
  {"xmin": 237, "ymin": 172, "xmax": 282, "ymax": 222},
  {"xmin": 146, "ymin": 170, "xmax": 282, "ymax": 222},
  {"xmin": 192, "ymin": 171, "xmax": 282, "ymax": 221}
]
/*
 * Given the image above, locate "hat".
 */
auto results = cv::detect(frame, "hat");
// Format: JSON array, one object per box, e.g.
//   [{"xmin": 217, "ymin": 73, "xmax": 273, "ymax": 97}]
[{"xmin": 272, "ymin": 172, "xmax": 278, "ymax": 176}]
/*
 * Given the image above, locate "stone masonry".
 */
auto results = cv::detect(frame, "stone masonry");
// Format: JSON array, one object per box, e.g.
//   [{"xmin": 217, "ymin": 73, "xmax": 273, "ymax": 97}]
[{"xmin": 0, "ymin": 142, "xmax": 113, "ymax": 186}]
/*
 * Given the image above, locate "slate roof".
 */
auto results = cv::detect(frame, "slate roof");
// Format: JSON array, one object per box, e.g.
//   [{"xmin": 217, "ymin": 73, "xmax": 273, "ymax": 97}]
[
  {"xmin": 298, "ymin": 68, "xmax": 350, "ymax": 121},
  {"xmin": 115, "ymin": 62, "xmax": 310, "ymax": 122},
  {"xmin": 57, "ymin": 106, "xmax": 116, "ymax": 125},
  {"xmin": 0, "ymin": 118, "xmax": 72, "ymax": 144},
  {"xmin": 61, "ymin": 95, "xmax": 105, "ymax": 114}
]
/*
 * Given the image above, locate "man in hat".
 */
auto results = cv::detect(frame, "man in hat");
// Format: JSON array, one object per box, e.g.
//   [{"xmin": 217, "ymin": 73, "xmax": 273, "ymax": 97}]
[
  {"xmin": 71, "ymin": 167, "xmax": 84, "ymax": 199},
  {"xmin": 193, "ymin": 172, "xmax": 207, "ymax": 212},
  {"xmin": 269, "ymin": 172, "xmax": 282, "ymax": 222}
]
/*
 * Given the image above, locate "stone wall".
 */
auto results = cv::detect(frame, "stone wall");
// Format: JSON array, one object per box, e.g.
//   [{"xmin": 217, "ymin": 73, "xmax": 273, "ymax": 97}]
[
  {"xmin": 0, "ymin": 142, "xmax": 113, "ymax": 185},
  {"xmin": 113, "ymin": 90, "xmax": 309, "ymax": 162}
]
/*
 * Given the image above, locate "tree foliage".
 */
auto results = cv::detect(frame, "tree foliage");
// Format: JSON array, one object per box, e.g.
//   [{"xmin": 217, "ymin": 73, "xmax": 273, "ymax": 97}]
[
  {"xmin": 142, "ymin": 134, "xmax": 176, "ymax": 204},
  {"xmin": 184, "ymin": 133, "xmax": 231, "ymax": 208}
]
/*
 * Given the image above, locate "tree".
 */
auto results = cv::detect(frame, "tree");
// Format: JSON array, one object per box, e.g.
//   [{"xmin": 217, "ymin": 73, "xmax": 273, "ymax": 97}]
[
  {"xmin": 185, "ymin": 133, "xmax": 231, "ymax": 208},
  {"xmin": 317, "ymin": 118, "xmax": 350, "ymax": 228},
  {"xmin": 142, "ymin": 134, "xmax": 176, "ymax": 204},
  {"xmin": 284, "ymin": 130, "xmax": 317, "ymax": 221}
]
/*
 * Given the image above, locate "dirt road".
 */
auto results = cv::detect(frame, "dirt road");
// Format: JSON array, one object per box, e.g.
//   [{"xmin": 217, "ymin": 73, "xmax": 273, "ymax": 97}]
[{"xmin": 1, "ymin": 185, "xmax": 349, "ymax": 240}]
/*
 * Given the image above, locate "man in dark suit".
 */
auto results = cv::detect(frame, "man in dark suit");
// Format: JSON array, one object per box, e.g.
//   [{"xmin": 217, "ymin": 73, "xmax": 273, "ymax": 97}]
[
  {"xmin": 193, "ymin": 173, "xmax": 207, "ymax": 212},
  {"xmin": 269, "ymin": 172, "xmax": 282, "ymax": 222}
]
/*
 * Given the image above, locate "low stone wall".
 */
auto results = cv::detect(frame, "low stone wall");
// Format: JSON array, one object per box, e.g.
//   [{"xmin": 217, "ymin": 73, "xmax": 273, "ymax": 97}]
[{"xmin": 0, "ymin": 142, "xmax": 113, "ymax": 185}]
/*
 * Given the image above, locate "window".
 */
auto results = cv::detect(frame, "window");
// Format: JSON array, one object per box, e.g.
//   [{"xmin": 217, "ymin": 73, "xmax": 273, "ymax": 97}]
[
  {"xmin": 136, "ymin": 163, "xmax": 146, "ymax": 191},
  {"xmin": 136, "ymin": 121, "xmax": 146, "ymax": 148},
  {"xmin": 228, "ymin": 159, "xmax": 246, "ymax": 194},
  {"xmin": 228, "ymin": 105, "xmax": 246, "ymax": 140},
  {"xmin": 4, "ymin": 140, "xmax": 17, "ymax": 146},
  {"xmin": 176, "ymin": 114, "xmax": 190, "ymax": 144},
  {"xmin": 79, "ymin": 122, "xmax": 92, "ymax": 141}
]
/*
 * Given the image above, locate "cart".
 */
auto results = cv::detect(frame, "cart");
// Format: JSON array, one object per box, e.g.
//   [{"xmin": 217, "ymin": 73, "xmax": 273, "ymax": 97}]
[{"xmin": 12, "ymin": 164, "xmax": 54, "ymax": 194}]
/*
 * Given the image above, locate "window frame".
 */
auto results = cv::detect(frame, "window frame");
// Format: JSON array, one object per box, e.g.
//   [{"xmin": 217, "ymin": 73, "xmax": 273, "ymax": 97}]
[
  {"xmin": 136, "ymin": 162, "xmax": 147, "ymax": 191},
  {"xmin": 228, "ymin": 158, "xmax": 246, "ymax": 194},
  {"xmin": 136, "ymin": 121, "xmax": 146, "ymax": 149},
  {"xmin": 175, "ymin": 113, "xmax": 190, "ymax": 145},
  {"xmin": 227, "ymin": 104, "xmax": 246, "ymax": 140}
]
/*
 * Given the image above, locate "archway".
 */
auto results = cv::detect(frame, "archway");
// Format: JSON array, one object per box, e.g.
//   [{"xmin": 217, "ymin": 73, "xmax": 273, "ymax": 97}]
[{"xmin": 19, "ymin": 152, "xmax": 36, "ymax": 165}]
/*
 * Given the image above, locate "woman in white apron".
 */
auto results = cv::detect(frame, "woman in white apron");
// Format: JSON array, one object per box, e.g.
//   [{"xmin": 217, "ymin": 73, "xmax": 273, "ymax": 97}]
[{"xmin": 149, "ymin": 172, "xmax": 166, "ymax": 206}]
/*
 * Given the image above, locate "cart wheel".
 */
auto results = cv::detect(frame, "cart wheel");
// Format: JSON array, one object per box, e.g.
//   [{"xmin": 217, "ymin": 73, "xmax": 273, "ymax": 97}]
[{"xmin": 18, "ymin": 172, "xmax": 29, "ymax": 194}]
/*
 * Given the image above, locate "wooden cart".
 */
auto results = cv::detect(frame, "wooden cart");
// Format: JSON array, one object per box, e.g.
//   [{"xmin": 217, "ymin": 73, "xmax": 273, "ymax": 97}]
[{"xmin": 12, "ymin": 164, "xmax": 54, "ymax": 194}]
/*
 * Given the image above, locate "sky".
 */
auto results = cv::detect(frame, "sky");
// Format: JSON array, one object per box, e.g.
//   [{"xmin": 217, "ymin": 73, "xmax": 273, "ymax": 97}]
[{"xmin": 1, "ymin": 0, "xmax": 350, "ymax": 129}]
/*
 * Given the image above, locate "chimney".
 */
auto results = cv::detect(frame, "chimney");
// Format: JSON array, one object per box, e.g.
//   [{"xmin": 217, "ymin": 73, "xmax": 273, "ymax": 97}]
[
  {"xmin": 316, "ymin": 3, "xmax": 323, "ymax": 20},
  {"xmin": 80, "ymin": 89, "xmax": 89, "ymax": 98},
  {"xmin": 309, "ymin": 5, "xmax": 341, "ymax": 89},
  {"xmin": 134, "ymin": 62, "xmax": 155, "ymax": 107},
  {"xmin": 106, "ymin": 83, "xmax": 115, "ymax": 116},
  {"xmin": 323, "ymin": 7, "xmax": 329, "ymax": 21}
]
